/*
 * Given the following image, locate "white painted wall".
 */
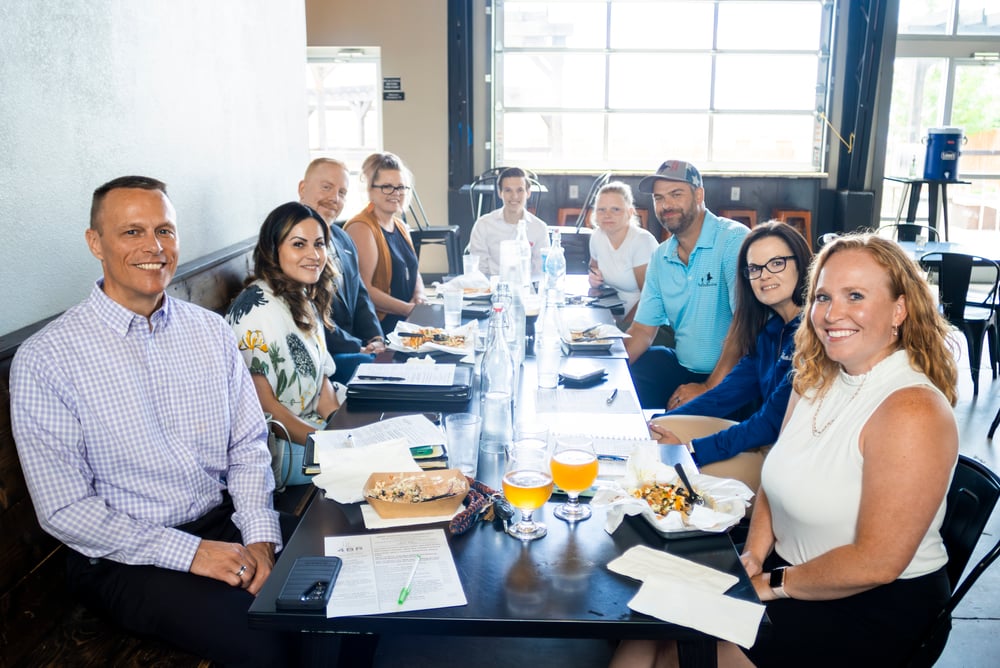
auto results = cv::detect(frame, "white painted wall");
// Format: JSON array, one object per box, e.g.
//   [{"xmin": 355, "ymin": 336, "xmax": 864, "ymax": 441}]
[{"xmin": 0, "ymin": 0, "xmax": 308, "ymax": 335}]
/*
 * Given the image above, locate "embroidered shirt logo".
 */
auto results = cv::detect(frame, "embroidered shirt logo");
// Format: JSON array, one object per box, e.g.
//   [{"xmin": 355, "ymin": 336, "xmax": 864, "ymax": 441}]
[{"xmin": 698, "ymin": 272, "xmax": 717, "ymax": 287}]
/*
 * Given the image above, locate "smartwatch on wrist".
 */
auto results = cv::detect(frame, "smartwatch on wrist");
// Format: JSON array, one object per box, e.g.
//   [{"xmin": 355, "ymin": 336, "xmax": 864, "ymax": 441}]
[{"xmin": 768, "ymin": 567, "xmax": 790, "ymax": 599}]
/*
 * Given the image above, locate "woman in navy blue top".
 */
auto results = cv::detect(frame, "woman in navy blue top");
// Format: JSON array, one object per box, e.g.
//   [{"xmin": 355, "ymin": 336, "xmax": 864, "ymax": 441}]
[{"xmin": 650, "ymin": 221, "xmax": 812, "ymax": 490}]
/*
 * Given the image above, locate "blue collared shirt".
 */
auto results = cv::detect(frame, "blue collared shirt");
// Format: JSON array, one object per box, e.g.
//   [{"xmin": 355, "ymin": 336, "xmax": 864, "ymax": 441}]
[
  {"xmin": 635, "ymin": 210, "xmax": 749, "ymax": 373},
  {"xmin": 10, "ymin": 282, "xmax": 281, "ymax": 572}
]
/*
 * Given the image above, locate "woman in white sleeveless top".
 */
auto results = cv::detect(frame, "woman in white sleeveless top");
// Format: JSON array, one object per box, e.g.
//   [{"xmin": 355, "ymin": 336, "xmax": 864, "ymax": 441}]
[{"xmin": 612, "ymin": 234, "xmax": 958, "ymax": 667}]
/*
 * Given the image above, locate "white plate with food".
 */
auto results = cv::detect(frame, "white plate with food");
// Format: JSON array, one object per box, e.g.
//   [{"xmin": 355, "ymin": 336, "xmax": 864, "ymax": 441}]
[{"xmin": 387, "ymin": 321, "xmax": 477, "ymax": 355}]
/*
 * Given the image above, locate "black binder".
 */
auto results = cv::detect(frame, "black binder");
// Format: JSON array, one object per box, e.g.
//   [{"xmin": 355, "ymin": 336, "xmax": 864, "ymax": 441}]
[{"xmin": 345, "ymin": 366, "xmax": 474, "ymax": 411}]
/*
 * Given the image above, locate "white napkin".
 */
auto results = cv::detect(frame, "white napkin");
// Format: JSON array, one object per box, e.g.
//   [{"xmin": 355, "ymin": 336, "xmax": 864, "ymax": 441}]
[
  {"xmin": 607, "ymin": 545, "xmax": 737, "ymax": 593},
  {"xmin": 360, "ymin": 503, "xmax": 460, "ymax": 529},
  {"xmin": 608, "ymin": 545, "xmax": 764, "ymax": 649},
  {"xmin": 437, "ymin": 272, "xmax": 490, "ymax": 291},
  {"xmin": 311, "ymin": 438, "xmax": 419, "ymax": 503},
  {"xmin": 628, "ymin": 579, "xmax": 765, "ymax": 649}
]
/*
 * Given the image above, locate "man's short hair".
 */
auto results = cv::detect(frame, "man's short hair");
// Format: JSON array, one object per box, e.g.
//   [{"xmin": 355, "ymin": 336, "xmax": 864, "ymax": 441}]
[
  {"xmin": 303, "ymin": 157, "xmax": 348, "ymax": 180},
  {"xmin": 90, "ymin": 176, "xmax": 168, "ymax": 230},
  {"xmin": 496, "ymin": 166, "xmax": 530, "ymax": 196}
]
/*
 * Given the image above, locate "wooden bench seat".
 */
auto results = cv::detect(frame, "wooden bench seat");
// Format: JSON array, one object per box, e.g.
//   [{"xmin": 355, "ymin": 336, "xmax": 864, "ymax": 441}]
[{"xmin": 0, "ymin": 237, "xmax": 304, "ymax": 667}]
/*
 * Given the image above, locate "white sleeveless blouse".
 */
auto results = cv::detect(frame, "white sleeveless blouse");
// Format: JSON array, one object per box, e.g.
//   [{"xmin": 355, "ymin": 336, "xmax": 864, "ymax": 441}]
[{"xmin": 761, "ymin": 349, "xmax": 952, "ymax": 579}]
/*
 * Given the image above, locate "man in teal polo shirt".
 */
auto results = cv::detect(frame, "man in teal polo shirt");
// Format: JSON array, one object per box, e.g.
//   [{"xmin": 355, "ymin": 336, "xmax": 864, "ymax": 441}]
[{"xmin": 625, "ymin": 160, "xmax": 749, "ymax": 409}]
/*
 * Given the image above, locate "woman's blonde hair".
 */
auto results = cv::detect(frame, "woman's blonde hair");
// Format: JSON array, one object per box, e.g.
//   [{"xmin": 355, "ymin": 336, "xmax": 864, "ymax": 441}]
[
  {"xmin": 360, "ymin": 152, "xmax": 413, "ymax": 209},
  {"xmin": 590, "ymin": 181, "xmax": 639, "ymax": 228},
  {"xmin": 792, "ymin": 233, "xmax": 957, "ymax": 405}
]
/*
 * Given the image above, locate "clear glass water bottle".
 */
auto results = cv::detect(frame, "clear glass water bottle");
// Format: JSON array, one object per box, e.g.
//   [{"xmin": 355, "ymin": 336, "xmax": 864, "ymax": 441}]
[
  {"xmin": 480, "ymin": 300, "xmax": 514, "ymax": 454},
  {"xmin": 515, "ymin": 219, "xmax": 533, "ymax": 290},
  {"xmin": 535, "ymin": 287, "xmax": 563, "ymax": 389},
  {"xmin": 545, "ymin": 228, "xmax": 567, "ymax": 302}
]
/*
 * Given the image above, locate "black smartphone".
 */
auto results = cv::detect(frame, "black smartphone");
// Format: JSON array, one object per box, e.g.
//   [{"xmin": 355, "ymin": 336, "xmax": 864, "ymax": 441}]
[{"xmin": 275, "ymin": 556, "xmax": 342, "ymax": 612}]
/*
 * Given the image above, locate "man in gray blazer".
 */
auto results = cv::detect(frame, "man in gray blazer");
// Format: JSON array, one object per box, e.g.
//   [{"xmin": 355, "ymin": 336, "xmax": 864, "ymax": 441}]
[{"xmin": 299, "ymin": 158, "xmax": 384, "ymax": 384}]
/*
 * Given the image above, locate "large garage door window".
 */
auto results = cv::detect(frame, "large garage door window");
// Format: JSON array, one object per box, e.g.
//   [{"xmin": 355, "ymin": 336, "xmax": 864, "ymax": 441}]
[{"xmin": 493, "ymin": 0, "xmax": 834, "ymax": 173}]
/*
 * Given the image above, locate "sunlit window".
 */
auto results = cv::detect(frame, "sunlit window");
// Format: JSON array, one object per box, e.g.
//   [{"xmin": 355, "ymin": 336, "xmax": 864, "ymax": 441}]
[
  {"xmin": 305, "ymin": 47, "xmax": 382, "ymax": 221},
  {"xmin": 883, "ymin": 1, "xmax": 1000, "ymax": 241},
  {"xmin": 493, "ymin": 0, "xmax": 833, "ymax": 172}
]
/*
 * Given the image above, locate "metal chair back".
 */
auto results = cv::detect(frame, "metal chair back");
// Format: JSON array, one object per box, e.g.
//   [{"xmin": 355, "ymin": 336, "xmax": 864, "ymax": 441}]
[{"xmin": 906, "ymin": 455, "xmax": 1000, "ymax": 666}]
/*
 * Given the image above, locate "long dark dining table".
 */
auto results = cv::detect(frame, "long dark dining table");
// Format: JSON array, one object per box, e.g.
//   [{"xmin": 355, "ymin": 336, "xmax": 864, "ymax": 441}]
[{"xmin": 248, "ymin": 290, "xmax": 767, "ymax": 668}]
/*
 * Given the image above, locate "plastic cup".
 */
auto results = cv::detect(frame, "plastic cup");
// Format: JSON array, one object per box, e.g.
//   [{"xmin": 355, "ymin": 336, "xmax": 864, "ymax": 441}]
[
  {"xmin": 464, "ymin": 254, "xmax": 481, "ymax": 276},
  {"xmin": 443, "ymin": 290, "xmax": 463, "ymax": 329},
  {"xmin": 446, "ymin": 413, "xmax": 482, "ymax": 477}
]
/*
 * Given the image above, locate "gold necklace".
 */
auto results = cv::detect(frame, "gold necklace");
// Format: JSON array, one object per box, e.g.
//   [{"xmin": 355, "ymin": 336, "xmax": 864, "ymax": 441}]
[{"xmin": 811, "ymin": 374, "xmax": 868, "ymax": 436}]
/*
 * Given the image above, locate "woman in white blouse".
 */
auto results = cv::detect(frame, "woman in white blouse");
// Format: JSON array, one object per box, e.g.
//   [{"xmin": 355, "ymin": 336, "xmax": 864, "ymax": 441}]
[{"xmin": 587, "ymin": 181, "xmax": 659, "ymax": 327}]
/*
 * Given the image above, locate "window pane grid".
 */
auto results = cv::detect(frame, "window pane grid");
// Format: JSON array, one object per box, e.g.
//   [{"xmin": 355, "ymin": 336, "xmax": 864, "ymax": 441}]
[{"xmin": 495, "ymin": 0, "xmax": 831, "ymax": 172}]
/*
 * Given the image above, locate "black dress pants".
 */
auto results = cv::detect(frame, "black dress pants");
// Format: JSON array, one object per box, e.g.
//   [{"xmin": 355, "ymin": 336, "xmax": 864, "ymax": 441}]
[{"xmin": 66, "ymin": 497, "xmax": 300, "ymax": 668}]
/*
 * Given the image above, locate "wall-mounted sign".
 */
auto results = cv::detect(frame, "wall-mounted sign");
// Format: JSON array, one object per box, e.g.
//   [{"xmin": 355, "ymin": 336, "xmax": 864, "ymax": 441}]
[{"xmin": 383, "ymin": 77, "xmax": 404, "ymax": 101}]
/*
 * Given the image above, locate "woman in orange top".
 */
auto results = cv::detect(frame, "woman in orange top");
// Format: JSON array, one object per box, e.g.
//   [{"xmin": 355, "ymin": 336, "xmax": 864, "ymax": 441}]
[{"xmin": 344, "ymin": 152, "xmax": 426, "ymax": 332}]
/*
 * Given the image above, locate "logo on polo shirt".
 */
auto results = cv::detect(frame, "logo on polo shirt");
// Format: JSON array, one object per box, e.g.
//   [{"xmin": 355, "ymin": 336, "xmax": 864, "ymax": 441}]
[{"xmin": 698, "ymin": 272, "xmax": 717, "ymax": 287}]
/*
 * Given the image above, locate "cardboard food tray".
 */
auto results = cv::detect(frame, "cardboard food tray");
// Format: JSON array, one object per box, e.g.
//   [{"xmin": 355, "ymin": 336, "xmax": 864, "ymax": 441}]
[{"xmin": 364, "ymin": 470, "xmax": 469, "ymax": 519}]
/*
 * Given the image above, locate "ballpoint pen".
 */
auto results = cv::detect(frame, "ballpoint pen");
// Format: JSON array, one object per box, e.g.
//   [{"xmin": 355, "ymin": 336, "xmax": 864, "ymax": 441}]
[
  {"xmin": 357, "ymin": 375, "xmax": 406, "ymax": 381},
  {"xmin": 398, "ymin": 555, "xmax": 421, "ymax": 604},
  {"xmin": 606, "ymin": 388, "xmax": 619, "ymax": 405}
]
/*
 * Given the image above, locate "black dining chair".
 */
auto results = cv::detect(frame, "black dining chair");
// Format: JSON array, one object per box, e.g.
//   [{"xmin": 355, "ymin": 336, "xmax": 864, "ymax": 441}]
[
  {"xmin": 905, "ymin": 455, "xmax": 1000, "ymax": 667},
  {"xmin": 877, "ymin": 222, "xmax": 939, "ymax": 243},
  {"xmin": 466, "ymin": 167, "xmax": 543, "ymax": 221},
  {"xmin": 919, "ymin": 252, "xmax": 1000, "ymax": 395}
]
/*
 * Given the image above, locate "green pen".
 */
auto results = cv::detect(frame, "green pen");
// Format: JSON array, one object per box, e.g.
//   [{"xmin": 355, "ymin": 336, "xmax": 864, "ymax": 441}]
[
  {"xmin": 398, "ymin": 555, "xmax": 421, "ymax": 604},
  {"xmin": 410, "ymin": 445, "xmax": 435, "ymax": 457}
]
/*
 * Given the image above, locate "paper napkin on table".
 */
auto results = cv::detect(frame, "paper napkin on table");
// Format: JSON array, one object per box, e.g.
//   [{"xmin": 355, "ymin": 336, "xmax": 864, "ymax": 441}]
[
  {"xmin": 311, "ymin": 438, "xmax": 419, "ymax": 503},
  {"xmin": 608, "ymin": 545, "xmax": 737, "ymax": 593},
  {"xmin": 359, "ymin": 503, "xmax": 460, "ymax": 530},
  {"xmin": 628, "ymin": 578, "xmax": 765, "ymax": 649},
  {"xmin": 609, "ymin": 545, "xmax": 764, "ymax": 649}
]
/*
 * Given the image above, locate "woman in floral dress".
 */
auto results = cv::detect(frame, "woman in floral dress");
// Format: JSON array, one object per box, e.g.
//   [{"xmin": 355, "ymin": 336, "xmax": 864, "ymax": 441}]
[{"xmin": 227, "ymin": 202, "xmax": 340, "ymax": 484}]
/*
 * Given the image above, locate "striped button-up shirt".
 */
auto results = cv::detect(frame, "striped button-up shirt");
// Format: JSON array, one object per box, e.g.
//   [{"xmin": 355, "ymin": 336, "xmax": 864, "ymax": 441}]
[{"xmin": 10, "ymin": 282, "xmax": 281, "ymax": 572}]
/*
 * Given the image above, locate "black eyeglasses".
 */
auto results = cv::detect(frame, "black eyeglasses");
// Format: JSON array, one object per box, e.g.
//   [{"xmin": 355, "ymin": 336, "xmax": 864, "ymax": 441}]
[
  {"xmin": 744, "ymin": 255, "xmax": 796, "ymax": 280},
  {"xmin": 371, "ymin": 184, "xmax": 410, "ymax": 195}
]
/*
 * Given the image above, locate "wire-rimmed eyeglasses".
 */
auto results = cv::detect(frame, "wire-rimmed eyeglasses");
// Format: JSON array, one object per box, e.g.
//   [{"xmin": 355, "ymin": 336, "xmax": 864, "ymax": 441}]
[
  {"xmin": 743, "ymin": 255, "xmax": 796, "ymax": 280},
  {"xmin": 371, "ymin": 183, "xmax": 411, "ymax": 195}
]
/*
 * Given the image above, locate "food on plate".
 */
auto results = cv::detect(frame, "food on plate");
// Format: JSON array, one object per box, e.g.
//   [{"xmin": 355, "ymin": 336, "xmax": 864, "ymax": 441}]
[
  {"xmin": 399, "ymin": 327, "xmax": 467, "ymax": 349},
  {"xmin": 463, "ymin": 287, "xmax": 491, "ymax": 296},
  {"xmin": 631, "ymin": 482, "xmax": 696, "ymax": 517},
  {"xmin": 367, "ymin": 474, "xmax": 466, "ymax": 503}
]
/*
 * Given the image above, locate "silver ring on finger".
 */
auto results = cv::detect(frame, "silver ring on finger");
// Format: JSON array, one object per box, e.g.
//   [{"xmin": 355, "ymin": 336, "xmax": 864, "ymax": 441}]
[{"xmin": 236, "ymin": 564, "xmax": 248, "ymax": 578}]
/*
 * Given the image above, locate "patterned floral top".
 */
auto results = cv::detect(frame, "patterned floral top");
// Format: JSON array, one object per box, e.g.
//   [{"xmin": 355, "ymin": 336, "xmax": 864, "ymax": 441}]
[{"xmin": 226, "ymin": 279, "xmax": 336, "ymax": 427}]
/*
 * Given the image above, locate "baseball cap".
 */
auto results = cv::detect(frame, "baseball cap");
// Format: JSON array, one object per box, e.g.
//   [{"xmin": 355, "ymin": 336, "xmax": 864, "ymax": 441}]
[{"xmin": 637, "ymin": 160, "xmax": 703, "ymax": 193}]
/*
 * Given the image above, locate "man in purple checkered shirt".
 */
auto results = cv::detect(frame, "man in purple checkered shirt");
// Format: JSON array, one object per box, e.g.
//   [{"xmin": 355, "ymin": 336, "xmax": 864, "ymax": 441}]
[{"xmin": 10, "ymin": 176, "xmax": 294, "ymax": 665}]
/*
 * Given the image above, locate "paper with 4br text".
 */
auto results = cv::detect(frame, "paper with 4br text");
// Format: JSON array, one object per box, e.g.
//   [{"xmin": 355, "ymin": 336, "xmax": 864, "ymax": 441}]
[{"xmin": 324, "ymin": 528, "xmax": 466, "ymax": 617}]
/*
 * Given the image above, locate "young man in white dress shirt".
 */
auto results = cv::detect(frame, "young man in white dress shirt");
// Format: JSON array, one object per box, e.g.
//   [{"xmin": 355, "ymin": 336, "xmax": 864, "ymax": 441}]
[{"xmin": 467, "ymin": 166, "xmax": 549, "ymax": 277}]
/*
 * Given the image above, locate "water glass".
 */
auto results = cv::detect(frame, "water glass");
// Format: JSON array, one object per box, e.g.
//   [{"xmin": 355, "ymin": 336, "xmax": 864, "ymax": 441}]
[
  {"xmin": 463, "ymin": 254, "xmax": 481, "ymax": 276},
  {"xmin": 445, "ymin": 413, "xmax": 482, "ymax": 477},
  {"xmin": 915, "ymin": 229, "xmax": 929, "ymax": 251},
  {"xmin": 443, "ymin": 290, "xmax": 463, "ymax": 329}
]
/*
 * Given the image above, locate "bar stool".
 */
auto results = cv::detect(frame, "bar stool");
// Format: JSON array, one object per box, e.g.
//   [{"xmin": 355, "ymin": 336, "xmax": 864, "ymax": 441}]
[{"xmin": 772, "ymin": 209, "xmax": 813, "ymax": 249}]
